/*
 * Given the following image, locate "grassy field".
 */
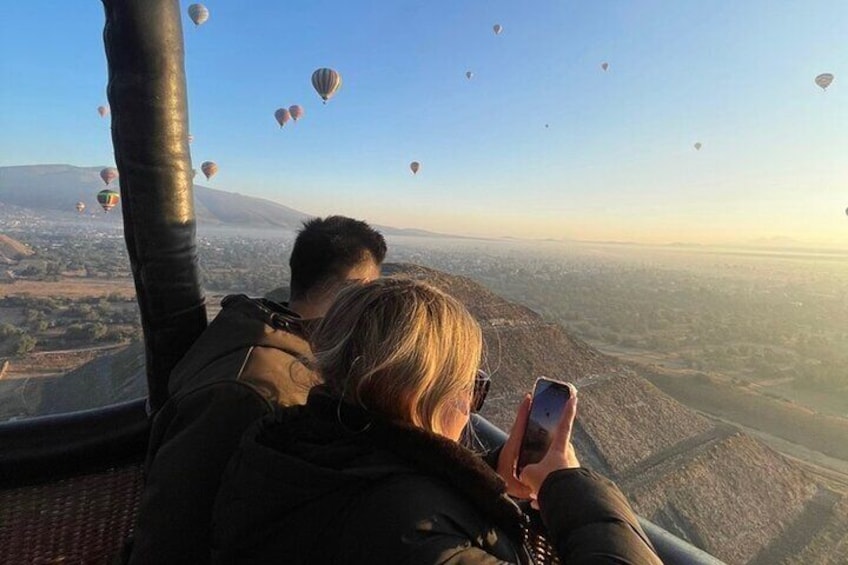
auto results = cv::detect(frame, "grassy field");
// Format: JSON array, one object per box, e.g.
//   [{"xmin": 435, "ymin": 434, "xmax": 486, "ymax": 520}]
[{"xmin": 626, "ymin": 359, "xmax": 848, "ymax": 463}]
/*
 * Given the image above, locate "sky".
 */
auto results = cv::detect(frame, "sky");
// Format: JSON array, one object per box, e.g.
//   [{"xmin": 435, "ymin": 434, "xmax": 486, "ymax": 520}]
[{"xmin": 1, "ymin": 1, "xmax": 846, "ymax": 245}]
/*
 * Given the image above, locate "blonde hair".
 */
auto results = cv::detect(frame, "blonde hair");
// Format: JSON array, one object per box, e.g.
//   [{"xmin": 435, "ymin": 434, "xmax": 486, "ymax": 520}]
[{"xmin": 311, "ymin": 278, "xmax": 483, "ymax": 435}]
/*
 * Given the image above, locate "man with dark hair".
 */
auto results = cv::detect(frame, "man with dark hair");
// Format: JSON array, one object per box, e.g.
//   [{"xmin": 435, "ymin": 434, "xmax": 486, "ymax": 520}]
[
  {"xmin": 288, "ymin": 215, "xmax": 386, "ymax": 318},
  {"xmin": 128, "ymin": 216, "xmax": 386, "ymax": 565}
]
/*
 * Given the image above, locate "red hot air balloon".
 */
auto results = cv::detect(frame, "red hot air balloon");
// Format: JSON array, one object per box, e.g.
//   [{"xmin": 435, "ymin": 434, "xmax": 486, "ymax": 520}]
[
  {"xmin": 274, "ymin": 108, "xmax": 291, "ymax": 128},
  {"xmin": 100, "ymin": 167, "xmax": 118, "ymax": 185},
  {"xmin": 289, "ymin": 105, "xmax": 304, "ymax": 121}
]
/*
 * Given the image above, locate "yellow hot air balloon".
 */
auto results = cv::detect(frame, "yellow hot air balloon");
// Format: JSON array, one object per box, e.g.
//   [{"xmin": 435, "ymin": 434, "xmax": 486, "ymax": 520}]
[
  {"xmin": 410, "ymin": 161, "xmax": 420, "ymax": 175},
  {"xmin": 97, "ymin": 105, "xmax": 109, "ymax": 118},
  {"xmin": 312, "ymin": 68, "xmax": 342, "ymax": 103},
  {"xmin": 493, "ymin": 24, "xmax": 503, "ymax": 35},
  {"xmin": 201, "ymin": 161, "xmax": 218, "ymax": 180},
  {"xmin": 274, "ymin": 108, "xmax": 291, "ymax": 128},
  {"xmin": 289, "ymin": 105, "xmax": 304, "ymax": 121},
  {"xmin": 97, "ymin": 189, "xmax": 120, "ymax": 213},
  {"xmin": 100, "ymin": 167, "xmax": 119, "ymax": 185},
  {"xmin": 815, "ymin": 73, "xmax": 834, "ymax": 91},
  {"xmin": 188, "ymin": 4, "xmax": 209, "ymax": 26}
]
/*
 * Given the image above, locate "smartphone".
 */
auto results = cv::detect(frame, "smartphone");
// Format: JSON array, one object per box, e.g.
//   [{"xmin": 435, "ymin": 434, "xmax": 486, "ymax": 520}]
[{"xmin": 517, "ymin": 377, "xmax": 573, "ymax": 475}]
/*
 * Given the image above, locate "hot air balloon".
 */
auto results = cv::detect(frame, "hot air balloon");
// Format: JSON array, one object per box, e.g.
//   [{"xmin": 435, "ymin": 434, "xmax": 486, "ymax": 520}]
[
  {"xmin": 97, "ymin": 105, "xmax": 109, "ymax": 118},
  {"xmin": 201, "ymin": 161, "xmax": 218, "ymax": 180},
  {"xmin": 410, "ymin": 161, "xmax": 420, "ymax": 175},
  {"xmin": 694, "ymin": 142, "xmax": 702, "ymax": 151},
  {"xmin": 493, "ymin": 24, "xmax": 503, "ymax": 35},
  {"xmin": 97, "ymin": 189, "xmax": 120, "ymax": 213},
  {"xmin": 601, "ymin": 62, "xmax": 609, "ymax": 71},
  {"xmin": 187, "ymin": 134, "xmax": 194, "ymax": 144},
  {"xmin": 100, "ymin": 167, "xmax": 119, "ymax": 185},
  {"xmin": 312, "ymin": 68, "xmax": 342, "ymax": 103},
  {"xmin": 289, "ymin": 105, "xmax": 304, "ymax": 122},
  {"xmin": 75, "ymin": 202, "xmax": 86, "ymax": 213},
  {"xmin": 188, "ymin": 4, "xmax": 209, "ymax": 26},
  {"xmin": 466, "ymin": 71, "xmax": 474, "ymax": 80},
  {"xmin": 815, "ymin": 73, "xmax": 834, "ymax": 91},
  {"xmin": 545, "ymin": 124, "xmax": 549, "ymax": 128},
  {"xmin": 274, "ymin": 108, "xmax": 291, "ymax": 128}
]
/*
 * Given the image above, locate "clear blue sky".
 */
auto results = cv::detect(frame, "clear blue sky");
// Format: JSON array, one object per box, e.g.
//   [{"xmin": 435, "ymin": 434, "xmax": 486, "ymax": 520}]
[{"xmin": 1, "ymin": 1, "xmax": 846, "ymax": 244}]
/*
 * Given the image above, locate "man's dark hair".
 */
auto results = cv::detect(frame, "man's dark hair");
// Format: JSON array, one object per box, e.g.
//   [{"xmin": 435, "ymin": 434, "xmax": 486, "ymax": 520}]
[{"xmin": 289, "ymin": 216, "xmax": 387, "ymax": 301}]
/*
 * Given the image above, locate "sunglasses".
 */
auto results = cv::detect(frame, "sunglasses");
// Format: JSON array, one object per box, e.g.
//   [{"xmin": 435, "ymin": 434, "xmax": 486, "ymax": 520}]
[{"xmin": 471, "ymin": 369, "xmax": 491, "ymax": 413}]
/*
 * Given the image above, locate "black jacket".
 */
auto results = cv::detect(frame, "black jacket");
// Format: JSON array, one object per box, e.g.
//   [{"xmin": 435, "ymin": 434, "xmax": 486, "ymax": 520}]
[
  {"xmin": 129, "ymin": 295, "xmax": 319, "ymax": 565},
  {"xmin": 211, "ymin": 388, "xmax": 661, "ymax": 564}
]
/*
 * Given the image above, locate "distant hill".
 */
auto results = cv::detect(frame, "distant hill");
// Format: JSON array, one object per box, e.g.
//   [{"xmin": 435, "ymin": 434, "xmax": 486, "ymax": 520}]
[
  {"xmin": 0, "ymin": 164, "xmax": 309, "ymax": 229},
  {"xmin": 0, "ymin": 234, "xmax": 34, "ymax": 264},
  {"xmin": 0, "ymin": 164, "xmax": 465, "ymax": 239}
]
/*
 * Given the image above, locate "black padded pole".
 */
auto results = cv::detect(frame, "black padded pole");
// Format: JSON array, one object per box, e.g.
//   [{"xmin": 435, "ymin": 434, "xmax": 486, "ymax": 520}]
[{"xmin": 102, "ymin": 0, "xmax": 207, "ymax": 413}]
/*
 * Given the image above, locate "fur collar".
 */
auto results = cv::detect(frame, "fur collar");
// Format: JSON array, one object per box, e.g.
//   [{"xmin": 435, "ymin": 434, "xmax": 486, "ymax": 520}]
[{"xmin": 307, "ymin": 388, "xmax": 528, "ymax": 543}]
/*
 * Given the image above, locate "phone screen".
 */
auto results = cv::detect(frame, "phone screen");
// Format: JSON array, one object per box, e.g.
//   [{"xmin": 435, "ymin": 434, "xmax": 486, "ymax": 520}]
[{"xmin": 517, "ymin": 378, "xmax": 572, "ymax": 474}]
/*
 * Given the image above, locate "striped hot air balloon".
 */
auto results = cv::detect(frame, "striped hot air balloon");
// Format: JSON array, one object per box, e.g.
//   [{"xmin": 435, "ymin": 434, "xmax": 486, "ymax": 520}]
[
  {"xmin": 289, "ymin": 105, "xmax": 304, "ymax": 121},
  {"xmin": 188, "ymin": 4, "xmax": 209, "ymax": 26},
  {"xmin": 311, "ymin": 68, "xmax": 342, "ymax": 103},
  {"xmin": 201, "ymin": 161, "xmax": 218, "ymax": 180},
  {"xmin": 274, "ymin": 108, "xmax": 291, "ymax": 128},
  {"xmin": 410, "ymin": 161, "xmax": 420, "ymax": 175},
  {"xmin": 815, "ymin": 73, "xmax": 834, "ymax": 91},
  {"xmin": 100, "ymin": 167, "xmax": 118, "ymax": 185},
  {"xmin": 97, "ymin": 189, "xmax": 120, "ymax": 213},
  {"xmin": 97, "ymin": 105, "xmax": 109, "ymax": 118}
]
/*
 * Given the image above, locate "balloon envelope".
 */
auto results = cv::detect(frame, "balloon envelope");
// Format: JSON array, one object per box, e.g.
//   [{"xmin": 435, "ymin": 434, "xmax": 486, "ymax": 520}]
[
  {"xmin": 289, "ymin": 105, "xmax": 304, "ymax": 121},
  {"xmin": 312, "ymin": 68, "xmax": 343, "ymax": 103},
  {"xmin": 694, "ymin": 142, "xmax": 702, "ymax": 150},
  {"xmin": 493, "ymin": 24, "xmax": 503, "ymax": 35},
  {"xmin": 75, "ymin": 202, "xmax": 86, "ymax": 213},
  {"xmin": 601, "ymin": 62, "xmax": 609, "ymax": 71},
  {"xmin": 201, "ymin": 161, "xmax": 218, "ymax": 180},
  {"xmin": 410, "ymin": 161, "xmax": 420, "ymax": 174},
  {"xmin": 815, "ymin": 73, "xmax": 834, "ymax": 90},
  {"xmin": 97, "ymin": 105, "xmax": 109, "ymax": 118},
  {"xmin": 466, "ymin": 71, "xmax": 474, "ymax": 80},
  {"xmin": 188, "ymin": 4, "xmax": 209, "ymax": 26},
  {"xmin": 188, "ymin": 134, "xmax": 194, "ymax": 144},
  {"xmin": 100, "ymin": 167, "xmax": 118, "ymax": 185},
  {"xmin": 97, "ymin": 189, "xmax": 120, "ymax": 213},
  {"xmin": 274, "ymin": 108, "xmax": 291, "ymax": 127}
]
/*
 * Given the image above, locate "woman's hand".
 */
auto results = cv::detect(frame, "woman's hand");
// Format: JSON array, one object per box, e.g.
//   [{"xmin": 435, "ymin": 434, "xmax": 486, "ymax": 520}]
[
  {"xmin": 496, "ymin": 395, "xmax": 533, "ymax": 499},
  {"xmin": 519, "ymin": 389, "xmax": 580, "ymax": 503}
]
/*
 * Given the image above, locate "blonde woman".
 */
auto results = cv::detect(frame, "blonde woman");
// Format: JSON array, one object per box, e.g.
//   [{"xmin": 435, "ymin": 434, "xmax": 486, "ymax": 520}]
[{"xmin": 212, "ymin": 278, "xmax": 661, "ymax": 564}]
